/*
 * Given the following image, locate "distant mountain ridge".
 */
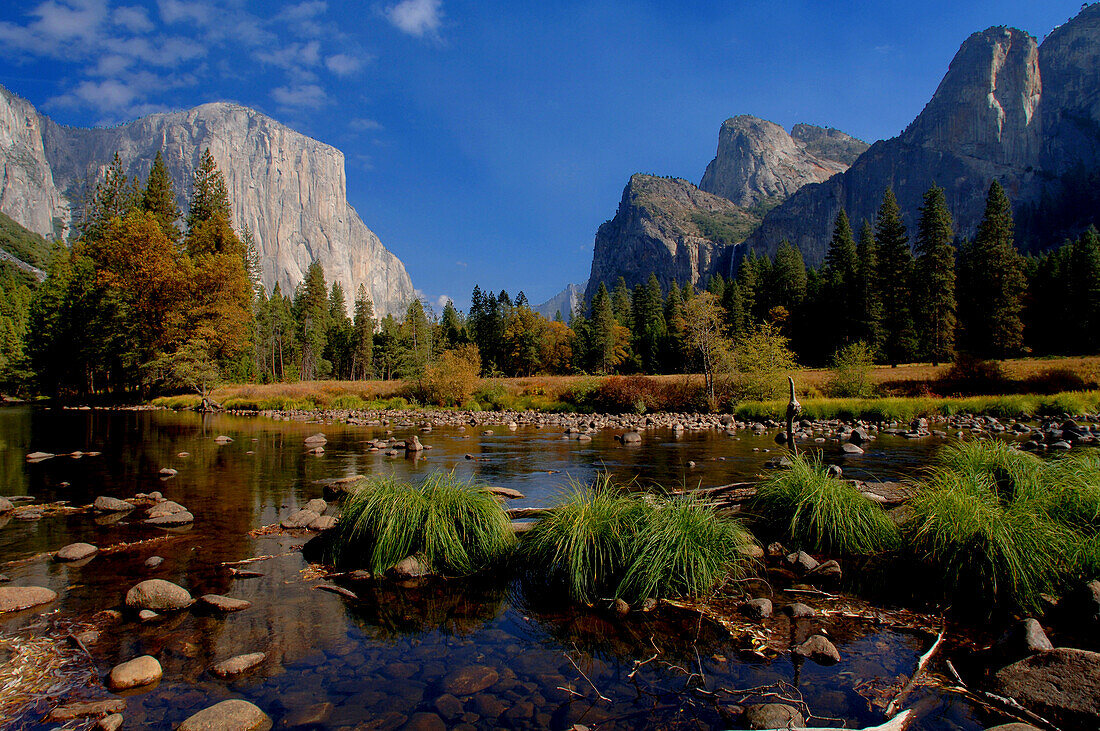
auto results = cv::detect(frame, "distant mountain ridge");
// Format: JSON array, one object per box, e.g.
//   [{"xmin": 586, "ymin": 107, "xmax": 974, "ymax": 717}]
[
  {"xmin": 0, "ymin": 86, "xmax": 414, "ymax": 316},
  {"xmin": 534, "ymin": 283, "xmax": 585, "ymax": 320}
]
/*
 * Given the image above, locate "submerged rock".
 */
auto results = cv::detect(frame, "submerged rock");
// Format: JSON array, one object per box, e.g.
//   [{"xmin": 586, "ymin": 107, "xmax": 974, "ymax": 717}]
[
  {"xmin": 125, "ymin": 579, "xmax": 193, "ymax": 611},
  {"xmin": 793, "ymin": 634, "xmax": 842, "ymax": 665},
  {"xmin": 0, "ymin": 585, "xmax": 57, "ymax": 613},
  {"xmin": 177, "ymin": 699, "xmax": 271, "ymax": 731},
  {"xmin": 46, "ymin": 699, "xmax": 126, "ymax": 722},
  {"xmin": 199, "ymin": 594, "xmax": 252, "ymax": 612},
  {"xmin": 107, "ymin": 655, "xmax": 162, "ymax": 690},
  {"xmin": 743, "ymin": 703, "xmax": 804, "ymax": 729},
  {"xmin": 442, "ymin": 664, "xmax": 499, "ymax": 695},
  {"xmin": 210, "ymin": 652, "xmax": 266, "ymax": 678}
]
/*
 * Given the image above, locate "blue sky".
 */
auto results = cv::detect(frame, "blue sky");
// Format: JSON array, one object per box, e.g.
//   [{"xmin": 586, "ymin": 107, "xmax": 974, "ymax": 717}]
[{"xmin": 0, "ymin": 0, "xmax": 1086, "ymax": 311}]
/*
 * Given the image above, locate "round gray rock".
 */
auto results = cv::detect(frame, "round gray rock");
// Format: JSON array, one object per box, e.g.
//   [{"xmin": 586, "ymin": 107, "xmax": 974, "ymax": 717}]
[
  {"xmin": 793, "ymin": 634, "xmax": 842, "ymax": 665},
  {"xmin": 177, "ymin": 699, "xmax": 272, "ymax": 731},
  {"xmin": 280, "ymin": 509, "xmax": 319, "ymax": 529},
  {"xmin": 0, "ymin": 585, "xmax": 57, "ymax": 613},
  {"xmin": 55, "ymin": 542, "xmax": 98, "ymax": 562},
  {"xmin": 107, "ymin": 655, "xmax": 162, "ymax": 690},
  {"xmin": 125, "ymin": 579, "xmax": 193, "ymax": 611},
  {"xmin": 442, "ymin": 664, "xmax": 499, "ymax": 695}
]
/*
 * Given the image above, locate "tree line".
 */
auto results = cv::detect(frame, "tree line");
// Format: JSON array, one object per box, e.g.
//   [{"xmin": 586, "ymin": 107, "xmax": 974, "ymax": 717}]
[{"xmin": 1, "ymin": 166, "xmax": 1098, "ymax": 398}]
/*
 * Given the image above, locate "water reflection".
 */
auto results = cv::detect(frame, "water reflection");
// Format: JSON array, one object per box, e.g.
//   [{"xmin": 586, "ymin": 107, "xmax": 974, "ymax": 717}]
[{"xmin": 0, "ymin": 407, "xmax": 999, "ymax": 729}]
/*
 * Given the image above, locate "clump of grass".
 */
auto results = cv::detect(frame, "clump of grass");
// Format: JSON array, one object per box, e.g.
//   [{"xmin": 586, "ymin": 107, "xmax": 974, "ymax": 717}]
[
  {"xmin": 906, "ymin": 442, "xmax": 1073, "ymax": 610},
  {"xmin": 522, "ymin": 475, "xmax": 755, "ymax": 604},
  {"xmin": 327, "ymin": 472, "xmax": 515, "ymax": 575},
  {"xmin": 751, "ymin": 453, "xmax": 900, "ymax": 554},
  {"xmin": 1043, "ymin": 452, "xmax": 1100, "ymax": 575}
]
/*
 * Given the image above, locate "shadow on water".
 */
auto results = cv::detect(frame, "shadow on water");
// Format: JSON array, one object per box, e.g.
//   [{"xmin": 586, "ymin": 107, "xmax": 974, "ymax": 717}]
[{"xmin": 0, "ymin": 406, "xmax": 1015, "ymax": 729}]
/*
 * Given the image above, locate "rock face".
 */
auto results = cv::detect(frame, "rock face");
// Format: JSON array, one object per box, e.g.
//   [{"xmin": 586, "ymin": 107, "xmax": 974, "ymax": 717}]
[
  {"xmin": 533, "ymin": 282, "xmax": 585, "ymax": 320},
  {"xmin": 585, "ymin": 174, "xmax": 757, "ymax": 300},
  {"xmin": 739, "ymin": 7, "xmax": 1100, "ymax": 269},
  {"xmin": 699, "ymin": 115, "xmax": 867, "ymax": 208},
  {"xmin": 0, "ymin": 86, "xmax": 414, "ymax": 316}
]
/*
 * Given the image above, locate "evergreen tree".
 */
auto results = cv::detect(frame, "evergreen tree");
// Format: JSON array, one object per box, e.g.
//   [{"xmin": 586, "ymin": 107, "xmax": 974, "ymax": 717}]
[
  {"xmin": 914, "ymin": 185, "xmax": 957, "ymax": 364},
  {"xmin": 82, "ymin": 153, "xmax": 139, "ymax": 243},
  {"xmin": 662, "ymin": 283, "xmax": 685, "ymax": 372},
  {"xmin": 350, "ymin": 285, "xmax": 375, "ymax": 379},
  {"xmin": 769, "ymin": 240, "xmax": 807, "ymax": 318},
  {"xmin": 823, "ymin": 210, "xmax": 858, "ymax": 345},
  {"xmin": 142, "ymin": 150, "xmax": 180, "ymax": 243},
  {"xmin": 612, "ymin": 276, "xmax": 632, "ymax": 326},
  {"xmin": 325, "ymin": 282, "xmax": 352, "ymax": 378},
  {"xmin": 874, "ymin": 188, "xmax": 917, "ymax": 364},
  {"xmin": 440, "ymin": 300, "xmax": 466, "ymax": 349},
  {"xmin": 296, "ymin": 261, "xmax": 330, "ymax": 379},
  {"xmin": 631, "ymin": 274, "xmax": 666, "ymax": 373},
  {"xmin": 959, "ymin": 181, "xmax": 1027, "ymax": 357},
  {"xmin": 186, "ymin": 148, "xmax": 232, "ymax": 233},
  {"xmin": 1069, "ymin": 226, "xmax": 1100, "ymax": 350},
  {"xmin": 854, "ymin": 220, "xmax": 885, "ymax": 354},
  {"xmin": 589, "ymin": 283, "xmax": 626, "ymax": 373}
]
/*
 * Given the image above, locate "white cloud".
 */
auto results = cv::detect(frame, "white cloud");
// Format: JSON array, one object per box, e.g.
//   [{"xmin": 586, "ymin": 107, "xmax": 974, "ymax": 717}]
[
  {"xmin": 277, "ymin": 1, "xmax": 327, "ymax": 21},
  {"xmin": 435, "ymin": 295, "xmax": 453, "ymax": 309},
  {"xmin": 113, "ymin": 5, "xmax": 154, "ymax": 32},
  {"xmin": 157, "ymin": 0, "xmax": 209, "ymax": 25},
  {"xmin": 258, "ymin": 41, "xmax": 321, "ymax": 70},
  {"xmin": 53, "ymin": 78, "xmax": 139, "ymax": 112},
  {"xmin": 349, "ymin": 117, "xmax": 383, "ymax": 131},
  {"xmin": 386, "ymin": 0, "xmax": 442, "ymax": 38},
  {"xmin": 30, "ymin": 0, "xmax": 108, "ymax": 42},
  {"xmin": 325, "ymin": 53, "xmax": 364, "ymax": 76},
  {"xmin": 271, "ymin": 83, "xmax": 327, "ymax": 109}
]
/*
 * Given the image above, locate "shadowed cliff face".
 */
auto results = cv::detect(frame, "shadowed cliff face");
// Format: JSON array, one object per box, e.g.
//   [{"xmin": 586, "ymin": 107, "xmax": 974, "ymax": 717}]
[
  {"xmin": 0, "ymin": 90, "xmax": 414, "ymax": 317},
  {"xmin": 699, "ymin": 115, "xmax": 867, "ymax": 208},
  {"xmin": 739, "ymin": 5, "xmax": 1100, "ymax": 271},
  {"xmin": 584, "ymin": 174, "xmax": 758, "ymax": 300}
]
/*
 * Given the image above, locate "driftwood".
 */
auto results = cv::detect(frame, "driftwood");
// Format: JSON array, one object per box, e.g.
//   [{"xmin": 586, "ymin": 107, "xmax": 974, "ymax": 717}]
[{"xmin": 884, "ymin": 624, "xmax": 945, "ymax": 717}]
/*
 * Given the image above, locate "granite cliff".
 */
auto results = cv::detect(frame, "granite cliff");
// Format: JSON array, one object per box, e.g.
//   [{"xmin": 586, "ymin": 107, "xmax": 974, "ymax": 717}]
[
  {"xmin": 738, "ymin": 5, "xmax": 1100, "ymax": 270},
  {"xmin": 699, "ymin": 116, "xmax": 867, "ymax": 208},
  {"xmin": 0, "ymin": 86, "xmax": 414, "ymax": 316},
  {"xmin": 534, "ymin": 283, "xmax": 585, "ymax": 320},
  {"xmin": 584, "ymin": 174, "xmax": 757, "ymax": 300}
]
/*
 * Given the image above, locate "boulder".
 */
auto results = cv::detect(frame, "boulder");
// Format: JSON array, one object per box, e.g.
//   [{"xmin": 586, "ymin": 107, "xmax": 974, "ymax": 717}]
[
  {"xmin": 177, "ymin": 699, "xmax": 272, "ymax": 731},
  {"xmin": 125, "ymin": 579, "xmax": 193, "ymax": 611},
  {"xmin": 442, "ymin": 664, "xmax": 499, "ymax": 695},
  {"xmin": 308, "ymin": 515, "xmax": 337, "ymax": 531},
  {"xmin": 55, "ymin": 542, "xmax": 98, "ymax": 562},
  {"xmin": 785, "ymin": 550, "xmax": 819, "ymax": 574},
  {"xmin": 146, "ymin": 500, "xmax": 187, "ymax": 519},
  {"xmin": 743, "ymin": 703, "xmax": 804, "ymax": 729},
  {"xmin": 210, "ymin": 652, "xmax": 266, "ymax": 678},
  {"xmin": 144, "ymin": 556, "xmax": 164, "ymax": 569},
  {"xmin": 996, "ymin": 618, "xmax": 1054, "ymax": 659},
  {"xmin": 213, "ymin": 435, "xmax": 233, "ymax": 444},
  {"xmin": 793, "ymin": 634, "xmax": 842, "ymax": 665},
  {"xmin": 389, "ymin": 555, "xmax": 424, "ymax": 579},
  {"xmin": 145, "ymin": 510, "xmax": 194, "ymax": 526},
  {"xmin": 740, "ymin": 598, "xmax": 773, "ymax": 620},
  {"xmin": 621, "ymin": 431, "xmax": 642, "ymax": 444},
  {"xmin": 782, "ymin": 602, "xmax": 816, "ymax": 618},
  {"xmin": 199, "ymin": 594, "xmax": 252, "ymax": 612},
  {"xmin": 0, "ymin": 585, "xmax": 57, "ymax": 613},
  {"xmin": 993, "ymin": 647, "xmax": 1100, "ymax": 729},
  {"xmin": 45, "ymin": 699, "xmax": 126, "ymax": 722},
  {"xmin": 159, "ymin": 467, "xmax": 178, "ymax": 476},
  {"xmin": 304, "ymin": 433, "xmax": 327, "ymax": 446},
  {"xmin": 96, "ymin": 713, "xmax": 124, "ymax": 730},
  {"xmin": 842, "ymin": 442, "xmax": 865, "ymax": 455},
  {"xmin": 281, "ymin": 509, "xmax": 320, "ymax": 529},
  {"xmin": 405, "ymin": 435, "xmax": 425, "ymax": 452},
  {"xmin": 94, "ymin": 496, "xmax": 134, "ymax": 512},
  {"xmin": 984, "ymin": 725, "xmax": 1041, "ymax": 731},
  {"xmin": 807, "ymin": 559, "xmax": 843, "ymax": 582},
  {"xmin": 848, "ymin": 428, "xmax": 871, "ymax": 445},
  {"xmin": 0, "ymin": 496, "xmax": 12, "ymax": 512},
  {"xmin": 107, "ymin": 655, "xmax": 162, "ymax": 690},
  {"xmin": 304, "ymin": 498, "xmax": 327, "ymax": 514}
]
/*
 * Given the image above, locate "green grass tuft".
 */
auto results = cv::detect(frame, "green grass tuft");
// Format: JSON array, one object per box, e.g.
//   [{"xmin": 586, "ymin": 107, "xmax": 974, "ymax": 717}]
[
  {"xmin": 522, "ymin": 475, "xmax": 755, "ymax": 604},
  {"xmin": 751, "ymin": 453, "xmax": 901, "ymax": 555},
  {"xmin": 327, "ymin": 471, "xmax": 516, "ymax": 575},
  {"xmin": 906, "ymin": 442, "xmax": 1076, "ymax": 610}
]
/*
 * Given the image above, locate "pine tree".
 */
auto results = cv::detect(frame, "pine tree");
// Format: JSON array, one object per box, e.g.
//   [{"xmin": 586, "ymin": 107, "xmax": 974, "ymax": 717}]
[
  {"xmin": 142, "ymin": 150, "xmax": 180, "ymax": 243},
  {"xmin": 854, "ymin": 220, "xmax": 885, "ymax": 354},
  {"xmin": 874, "ymin": 188, "xmax": 917, "ymax": 364},
  {"xmin": 662, "ymin": 284, "xmax": 685, "ymax": 372},
  {"xmin": 325, "ymin": 282, "xmax": 352, "ymax": 378},
  {"xmin": 589, "ymin": 283, "xmax": 618, "ymax": 373},
  {"xmin": 186, "ymin": 148, "xmax": 232, "ymax": 233},
  {"xmin": 296, "ymin": 261, "xmax": 330, "ymax": 379},
  {"xmin": 440, "ymin": 300, "xmax": 466, "ymax": 349},
  {"xmin": 1069, "ymin": 226, "xmax": 1100, "ymax": 350},
  {"xmin": 631, "ymin": 274, "xmax": 666, "ymax": 373},
  {"xmin": 82, "ymin": 153, "xmax": 139, "ymax": 243},
  {"xmin": 823, "ymin": 210, "xmax": 858, "ymax": 345},
  {"xmin": 914, "ymin": 185, "xmax": 957, "ymax": 364},
  {"xmin": 769, "ymin": 240, "xmax": 807, "ymax": 316},
  {"xmin": 959, "ymin": 181, "xmax": 1027, "ymax": 357},
  {"xmin": 612, "ymin": 276, "xmax": 632, "ymax": 326},
  {"xmin": 350, "ymin": 285, "xmax": 375, "ymax": 379}
]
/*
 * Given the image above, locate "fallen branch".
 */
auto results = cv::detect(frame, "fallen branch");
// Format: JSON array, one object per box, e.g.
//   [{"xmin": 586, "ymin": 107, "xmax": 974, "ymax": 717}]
[
  {"xmin": 885, "ymin": 622, "xmax": 945, "ymax": 717},
  {"xmin": 564, "ymin": 646, "xmax": 611, "ymax": 703}
]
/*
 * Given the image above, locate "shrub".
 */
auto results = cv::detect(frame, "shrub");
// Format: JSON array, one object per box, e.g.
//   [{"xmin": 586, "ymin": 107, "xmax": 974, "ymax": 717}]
[
  {"xmin": 326, "ymin": 472, "xmax": 515, "ymax": 575},
  {"xmin": 330, "ymin": 394, "xmax": 367, "ymax": 410},
  {"xmin": 1022, "ymin": 367, "xmax": 1094, "ymax": 395},
  {"xmin": 751, "ymin": 453, "xmax": 900, "ymax": 554},
  {"xmin": 591, "ymin": 375, "xmax": 664, "ymax": 414},
  {"xmin": 560, "ymin": 377, "xmax": 602, "ymax": 412},
  {"xmin": 522, "ymin": 475, "xmax": 754, "ymax": 604},
  {"xmin": 906, "ymin": 442, "xmax": 1073, "ymax": 610},
  {"xmin": 827, "ymin": 341, "xmax": 877, "ymax": 398},
  {"xmin": 422, "ymin": 345, "xmax": 481, "ymax": 407},
  {"xmin": 734, "ymin": 323, "xmax": 798, "ymax": 402},
  {"xmin": 473, "ymin": 379, "xmax": 509, "ymax": 411},
  {"xmin": 934, "ymin": 355, "xmax": 1008, "ymax": 396}
]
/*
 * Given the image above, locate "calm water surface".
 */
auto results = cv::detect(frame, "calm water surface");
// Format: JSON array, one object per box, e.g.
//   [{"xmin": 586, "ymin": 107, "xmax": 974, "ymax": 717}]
[{"xmin": 0, "ymin": 407, "xmax": 1005, "ymax": 729}]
